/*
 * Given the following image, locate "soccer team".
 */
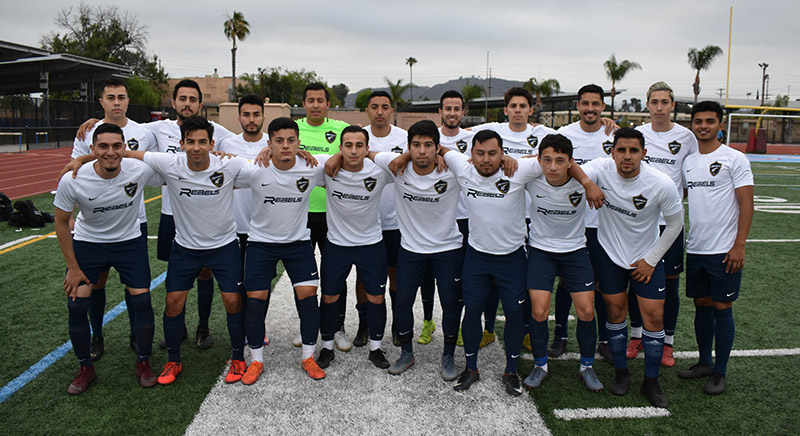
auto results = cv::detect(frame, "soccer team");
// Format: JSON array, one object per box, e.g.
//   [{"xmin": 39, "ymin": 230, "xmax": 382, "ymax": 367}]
[{"xmin": 55, "ymin": 77, "xmax": 753, "ymax": 409}]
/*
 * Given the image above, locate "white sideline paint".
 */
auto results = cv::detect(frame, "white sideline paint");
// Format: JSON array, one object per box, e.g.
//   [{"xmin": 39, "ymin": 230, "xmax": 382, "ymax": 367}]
[
  {"xmin": 553, "ymin": 407, "xmax": 671, "ymax": 421},
  {"xmin": 185, "ymin": 255, "xmax": 552, "ymax": 436},
  {"xmin": 0, "ymin": 235, "xmax": 38, "ymax": 250},
  {"xmin": 523, "ymin": 348, "xmax": 800, "ymax": 361}
]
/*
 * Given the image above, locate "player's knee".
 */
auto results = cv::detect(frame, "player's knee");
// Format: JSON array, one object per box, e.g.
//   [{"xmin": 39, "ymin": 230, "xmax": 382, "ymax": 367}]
[
  {"xmin": 321, "ymin": 294, "xmax": 339, "ymax": 304},
  {"xmin": 712, "ymin": 301, "xmax": 733, "ymax": 310},
  {"xmin": 694, "ymin": 296, "xmax": 713, "ymax": 307},
  {"xmin": 575, "ymin": 305, "xmax": 595, "ymax": 321},
  {"xmin": 366, "ymin": 293, "xmax": 385, "ymax": 304},
  {"xmin": 295, "ymin": 286, "xmax": 317, "ymax": 300},
  {"xmin": 221, "ymin": 293, "xmax": 242, "ymax": 313},
  {"xmin": 532, "ymin": 306, "xmax": 549, "ymax": 322},
  {"xmin": 127, "ymin": 287, "xmax": 149, "ymax": 296}
]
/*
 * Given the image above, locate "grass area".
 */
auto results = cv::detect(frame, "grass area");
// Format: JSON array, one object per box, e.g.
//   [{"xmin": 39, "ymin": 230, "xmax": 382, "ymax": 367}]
[{"xmin": 0, "ymin": 162, "xmax": 798, "ymax": 435}]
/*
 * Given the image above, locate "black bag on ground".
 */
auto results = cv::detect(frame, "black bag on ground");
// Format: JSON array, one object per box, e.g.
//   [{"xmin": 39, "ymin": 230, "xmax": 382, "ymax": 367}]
[
  {"xmin": 0, "ymin": 192, "xmax": 11, "ymax": 221},
  {"xmin": 8, "ymin": 200, "xmax": 46, "ymax": 227}
]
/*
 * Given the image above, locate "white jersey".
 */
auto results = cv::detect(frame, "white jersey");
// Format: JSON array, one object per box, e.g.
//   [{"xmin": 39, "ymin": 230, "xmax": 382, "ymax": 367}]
[
  {"xmin": 54, "ymin": 159, "xmax": 162, "ymax": 243},
  {"xmin": 526, "ymin": 176, "xmax": 587, "ymax": 253},
  {"xmin": 445, "ymin": 152, "xmax": 541, "ymax": 255},
  {"xmin": 636, "ymin": 123, "xmax": 698, "ymax": 194},
  {"xmin": 683, "ymin": 145, "xmax": 753, "ymax": 255},
  {"xmin": 72, "ymin": 119, "xmax": 157, "ymax": 224},
  {"xmin": 558, "ymin": 121, "xmax": 615, "ymax": 228},
  {"xmin": 365, "ymin": 125, "xmax": 407, "ymax": 231},
  {"xmin": 582, "ymin": 158, "xmax": 683, "ymax": 269},
  {"xmin": 147, "ymin": 119, "xmax": 234, "ymax": 216},
  {"xmin": 217, "ymin": 134, "xmax": 269, "ymax": 234},
  {"xmin": 374, "ymin": 152, "xmax": 461, "ymax": 254},
  {"xmin": 325, "ymin": 159, "xmax": 392, "ymax": 246},
  {"xmin": 237, "ymin": 155, "xmax": 327, "ymax": 244},
  {"xmin": 143, "ymin": 152, "xmax": 246, "ymax": 250},
  {"xmin": 439, "ymin": 127, "xmax": 475, "ymax": 220}
]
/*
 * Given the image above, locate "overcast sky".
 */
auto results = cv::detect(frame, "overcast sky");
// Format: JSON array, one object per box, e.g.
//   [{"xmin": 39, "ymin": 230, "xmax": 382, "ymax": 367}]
[{"xmin": 3, "ymin": 0, "xmax": 798, "ymax": 103}]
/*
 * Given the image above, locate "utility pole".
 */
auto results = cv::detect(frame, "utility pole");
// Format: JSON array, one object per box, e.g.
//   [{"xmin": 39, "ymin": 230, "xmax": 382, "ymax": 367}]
[
  {"xmin": 717, "ymin": 88, "xmax": 725, "ymax": 98},
  {"xmin": 758, "ymin": 62, "xmax": 769, "ymax": 105},
  {"xmin": 765, "ymin": 74, "xmax": 770, "ymax": 102}
]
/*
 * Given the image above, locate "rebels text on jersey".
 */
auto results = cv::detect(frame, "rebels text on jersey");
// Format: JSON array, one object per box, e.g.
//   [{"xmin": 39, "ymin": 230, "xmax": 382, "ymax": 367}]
[
  {"xmin": 325, "ymin": 159, "xmax": 392, "ymax": 246},
  {"xmin": 471, "ymin": 122, "xmax": 556, "ymax": 158},
  {"xmin": 636, "ymin": 123, "xmax": 698, "ymax": 193},
  {"xmin": 526, "ymin": 175, "xmax": 587, "ymax": 253}
]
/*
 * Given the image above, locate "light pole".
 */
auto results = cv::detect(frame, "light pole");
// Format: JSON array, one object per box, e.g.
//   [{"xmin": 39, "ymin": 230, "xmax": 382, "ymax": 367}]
[{"xmin": 758, "ymin": 62, "xmax": 768, "ymax": 105}]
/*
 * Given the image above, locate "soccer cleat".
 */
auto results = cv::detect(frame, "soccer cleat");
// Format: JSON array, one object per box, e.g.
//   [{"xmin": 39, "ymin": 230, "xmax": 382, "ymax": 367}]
[
  {"xmin": 597, "ymin": 342, "xmax": 613, "ymax": 362},
  {"xmin": 302, "ymin": 357, "xmax": 326, "ymax": 380},
  {"xmin": 418, "ymin": 319, "xmax": 436, "ymax": 344},
  {"xmin": 661, "ymin": 344, "xmax": 675, "ymax": 367},
  {"xmin": 334, "ymin": 329, "xmax": 353, "ymax": 352},
  {"xmin": 609, "ymin": 368, "xmax": 630, "ymax": 396},
  {"xmin": 522, "ymin": 333, "xmax": 532, "ymax": 352},
  {"xmin": 479, "ymin": 330, "xmax": 496, "ymax": 348},
  {"xmin": 391, "ymin": 325, "xmax": 400, "ymax": 347},
  {"xmin": 353, "ymin": 324, "xmax": 369, "ymax": 348},
  {"xmin": 157, "ymin": 361, "xmax": 182, "ymax": 385},
  {"xmin": 388, "ymin": 350, "xmax": 415, "ymax": 375},
  {"xmin": 641, "ymin": 378, "xmax": 669, "ymax": 408},
  {"xmin": 317, "ymin": 348, "xmax": 335, "ymax": 369},
  {"xmin": 225, "ymin": 359, "xmax": 246, "ymax": 383},
  {"xmin": 241, "ymin": 361, "xmax": 264, "ymax": 385},
  {"xmin": 503, "ymin": 372, "xmax": 523, "ymax": 396},
  {"xmin": 547, "ymin": 337, "xmax": 568, "ymax": 358},
  {"xmin": 626, "ymin": 338, "xmax": 643, "ymax": 359},
  {"xmin": 580, "ymin": 367, "xmax": 604, "ymax": 392},
  {"xmin": 678, "ymin": 363, "xmax": 713, "ymax": 379},
  {"xmin": 456, "ymin": 328, "xmax": 463, "ymax": 347},
  {"xmin": 195, "ymin": 325, "xmax": 214, "ymax": 350},
  {"xmin": 130, "ymin": 335, "xmax": 138, "ymax": 354},
  {"xmin": 292, "ymin": 334, "xmax": 302, "ymax": 348},
  {"xmin": 67, "ymin": 365, "xmax": 96, "ymax": 395},
  {"xmin": 441, "ymin": 354, "xmax": 458, "ymax": 381},
  {"xmin": 159, "ymin": 326, "xmax": 188, "ymax": 350},
  {"xmin": 135, "ymin": 360, "xmax": 157, "ymax": 388},
  {"xmin": 704, "ymin": 373, "xmax": 726, "ymax": 395},
  {"xmin": 369, "ymin": 349, "xmax": 391, "ymax": 369},
  {"xmin": 522, "ymin": 366, "xmax": 548, "ymax": 389},
  {"xmin": 454, "ymin": 369, "xmax": 480, "ymax": 391},
  {"xmin": 90, "ymin": 336, "xmax": 105, "ymax": 362}
]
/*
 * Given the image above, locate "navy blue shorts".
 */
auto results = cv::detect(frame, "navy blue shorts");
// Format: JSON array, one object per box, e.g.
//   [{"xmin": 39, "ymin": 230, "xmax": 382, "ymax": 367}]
[
  {"xmin": 72, "ymin": 237, "xmax": 151, "ymax": 289},
  {"xmin": 138, "ymin": 222, "xmax": 148, "ymax": 245},
  {"xmin": 596, "ymin": 246, "xmax": 666, "ymax": 300},
  {"xmin": 166, "ymin": 240, "xmax": 242, "ymax": 293},
  {"xmin": 660, "ymin": 225, "xmax": 685, "ymax": 275},
  {"xmin": 321, "ymin": 240, "xmax": 387, "ymax": 296},
  {"xmin": 457, "ymin": 218, "xmax": 469, "ymax": 246},
  {"xmin": 244, "ymin": 240, "xmax": 318, "ymax": 292},
  {"xmin": 527, "ymin": 246, "xmax": 594, "ymax": 293},
  {"xmin": 462, "ymin": 245, "xmax": 526, "ymax": 309},
  {"xmin": 396, "ymin": 246, "xmax": 463, "ymax": 295},
  {"xmin": 686, "ymin": 253, "xmax": 741, "ymax": 303},
  {"xmin": 157, "ymin": 213, "xmax": 175, "ymax": 262},
  {"xmin": 382, "ymin": 229, "xmax": 401, "ymax": 267},
  {"xmin": 585, "ymin": 227, "xmax": 602, "ymax": 279}
]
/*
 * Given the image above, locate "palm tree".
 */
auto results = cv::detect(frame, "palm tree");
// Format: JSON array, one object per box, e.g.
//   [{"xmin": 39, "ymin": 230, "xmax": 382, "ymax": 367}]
[
  {"xmin": 523, "ymin": 78, "xmax": 561, "ymax": 123},
  {"xmin": 687, "ymin": 45, "xmax": 723, "ymax": 103},
  {"xmin": 405, "ymin": 57, "xmax": 418, "ymax": 101},
  {"xmin": 384, "ymin": 77, "xmax": 411, "ymax": 124},
  {"xmin": 604, "ymin": 54, "xmax": 641, "ymax": 119},
  {"xmin": 223, "ymin": 11, "xmax": 251, "ymax": 102}
]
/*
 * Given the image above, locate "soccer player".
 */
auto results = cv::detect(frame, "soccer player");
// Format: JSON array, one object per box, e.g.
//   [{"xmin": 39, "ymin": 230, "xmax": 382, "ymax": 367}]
[
  {"xmin": 121, "ymin": 116, "xmax": 248, "ymax": 386},
  {"xmin": 581, "ymin": 128, "xmax": 684, "ymax": 408},
  {"xmin": 550, "ymin": 84, "xmax": 616, "ymax": 360},
  {"xmin": 679, "ymin": 101, "xmax": 753, "ymax": 394},
  {"xmin": 71, "ymin": 78, "xmax": 157, "ymax": 360},
  {"xmin": 318, "ymin": 126, "xmax": 393, "ymax": 370},
  {"xmin": 444, "ymin": 130, "xmax": 601, "ymax": 395},
  {"xmin": 297, "ymin": 83, "xmax": 351, "ymax": 350},
  {"xmin": 626, "ymin": 82, "xmax": 698, "ymax": 367},
  {"xmin": 238, "ymin": 117, "xmax": 329, "ymax": 383},
  {"xmin": 55, "ymin": 123, "xmax": 163, "ymax": 394}
]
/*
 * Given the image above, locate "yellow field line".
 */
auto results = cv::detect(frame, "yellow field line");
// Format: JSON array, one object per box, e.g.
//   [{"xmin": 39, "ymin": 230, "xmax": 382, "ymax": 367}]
[{"xmin": 0, "ymin": 195, "xmax": 162, "ymax": 256}]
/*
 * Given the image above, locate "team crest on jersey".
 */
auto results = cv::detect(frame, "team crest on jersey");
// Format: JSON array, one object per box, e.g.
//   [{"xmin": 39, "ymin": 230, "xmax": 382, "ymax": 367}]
[
  {"xmin": 434, "ymin": 180, "xmax": 448, "ymax": 194},
  {"xmin": 527, "ymin": 135, "xmax": 538, "ymax": 147},
  {"xmin": 364, "ymin": 177, "xmax": 377, "ymax": 192},
  {"xmin": 209, "ymin": 172, "xmax": 224, "ymax": 188},
  {"xmin": 296, "ymin": 177, "xmax": 310, "ymax": 192},
  {"xmin": 668, "ymin": 140, "xmax": 681, "ymax": 155},
  {"xmin": 325, "ymin": 131, "xmax": 337, "ymax": 144},
  {"xmin": 456, "ymin": 139, "xmax": 468, "ymax": 153},
  {"xmin": 495, "ymin": 179, "xmax": 510, "ymax": 194},
  {"xmin": 127, "ymin": 138, "xmax": 139, "ymax": 151},
  {"xmin": 569, "ymin": 191, "xmax": 583, "ymax": 207},
  {"xmin": 123, "ymin": 182, "xmax": 138, "ymax": 197},
  {"xmin": 602, "ymin": 140, "xmax": 613, "ymax": 155},
  {"xmin": 709, "ymin": 161, "xmax": 722, "ymax": 176},
  {"xmin": 632, "ymin": 194, "xmax": 648, "ymax": 210},
  {"xmin": 391, "ymin": 146, "xmax": 403, "ymax": 153}
]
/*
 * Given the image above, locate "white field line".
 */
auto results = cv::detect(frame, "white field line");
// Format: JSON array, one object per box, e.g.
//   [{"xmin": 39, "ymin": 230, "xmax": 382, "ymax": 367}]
[
  {"xmin": 522, "ymin": 348, "xmax": 800, "ymax": 361},
  {"xmin": 0, "ymin": 235, "xmax": 38, "ymax": 250},
  {"xmin": 553, "ymin": 407, "xmax": 671, "ymax": 421}
]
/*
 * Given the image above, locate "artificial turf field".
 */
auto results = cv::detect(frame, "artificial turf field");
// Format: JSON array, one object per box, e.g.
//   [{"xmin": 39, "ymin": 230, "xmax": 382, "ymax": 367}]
[{"xmin": 0, "ymin": 161, "xmax": 798, "ymax": 435}]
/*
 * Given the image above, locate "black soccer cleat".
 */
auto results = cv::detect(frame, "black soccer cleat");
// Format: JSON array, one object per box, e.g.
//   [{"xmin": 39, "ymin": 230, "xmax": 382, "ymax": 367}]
[
  {"xmin": 503, "ymin": 372, "xmax": 523, "ymax": 396},
  {"xmin": 195, "ymin": 325, "xmax": 214, "ymax": 350},
  {"xmin": 353, "ymin": 324, "xmax": 369, "ymax": 348},
  {"xmin": 368, "ymin": 349, "xmax": 390, "ymax": 369},
  {"xmin": 609, "ymin": 368, "xmax": 630, "ymax": 396},
  {"xmin": 641, "ymin": 377, "xmax": 669, "ymax": 408},
  {"xmin": 90, "ymin": 336, "xmax": 104, "ymax": 362},
  {"xmin": 547, "ymin": 337, "xmax": 568, "ymax": 358},
  {"xmin": 317, "ymin": 348, "xmax": 336, "ymax": 369},
  {"xmin": 454, "ymin": 369, "xmax": 480, "ymax": 392}
]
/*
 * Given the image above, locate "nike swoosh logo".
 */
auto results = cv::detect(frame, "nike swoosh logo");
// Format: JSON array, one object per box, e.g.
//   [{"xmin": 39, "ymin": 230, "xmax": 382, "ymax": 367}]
[
  {"xmin": 686, "ymin": 168, "xmax": 693, "ymax": 172},
  {"xmin": 454, "ymin": 278, "xmax": 461, "ymax": 282},
  {"xmin": 511, "ymin": 354, "xmax": 519, "ymax": 359},
  {"xmin": 585, "ymin": 281, "xmax": 594, "ymax": 287},
  {"xmin": 311, "ymin": 272, "xmax": 318, "ymax": 276},
  {"xmin": 658, "ymin": 287, "xmax": 665, "ymax": 292},
  {"xmin": 465, "ymin": 353, "xmax": 475, "ymax": 357},
  {"xmin": 88, "ymin": 196, "xmax": 99, "ymax": 201},
  {"xmin": 518, "ymin": 299, "xmax": 525, "ymax": 304},
  {"xmin": 261, "ymin": 183, "xmax": 271, "ymax": 186},
  {"xmin": 380, "ymin": 284, "xmax": 386, "ymax": 288},
  {"xmin": 726, "ymin": 292, "xmax": 736, "ymax": 297},
  {"xmin": 673, "ymin": 265, "xmax": 681, "ymax": 270},
  {"xmin": 403, "ymin": 181, "xmax": 412, "ymax": 185},
  {"xmin": 178, "ymin": 176, "xmax": 187, "ymax": 180},
  {"xmin": 601, "ymin": 186, "xmax": 609, "ymax": 191},
  {"xmin": 536, "ymin": 195, "xmax": 544, "ymax": 198},
  {"xmin": 236, "ymin": 282, "xmax": 242, "ymax": 286}
]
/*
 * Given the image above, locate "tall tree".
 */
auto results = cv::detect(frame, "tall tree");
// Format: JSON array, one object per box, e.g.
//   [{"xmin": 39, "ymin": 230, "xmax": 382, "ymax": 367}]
[
  {"xmin": 331, "ymin": 83, "xmax": 349, "ymax": 106},
  {"xmin": 604, "ymin": 54, "xmax": 641, "ymax": 119},
  {"xmin": 405, "ymin": 57, "xmax": 417, "ymax": 101},
  {"xmin": 523, "ymin": 77, "xmax": 560, "ymax": 123},
  {"xmin": 224, "ymin": 11, "xmax": 251, "ymax": 102},
  {"xmin": 687, "ymin": 45, "xmax": 723, "ymax": 103}
]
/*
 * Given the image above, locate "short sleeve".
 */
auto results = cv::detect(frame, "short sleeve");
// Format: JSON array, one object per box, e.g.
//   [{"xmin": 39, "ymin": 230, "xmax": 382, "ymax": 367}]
[
  {"xmin": 730, "ymin": 153, "xmax": 754, "ymax": 189},
  {"xmin": 72, "ymin": 137, "xmax": 90, "ymax": 159},
  {"xmin": 53, "ymin": 173, "xmax": 77, "ymax": 212},
  {"xmin": 659, "ymin": 180, "xmax": 684, "ymax": 217}
]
